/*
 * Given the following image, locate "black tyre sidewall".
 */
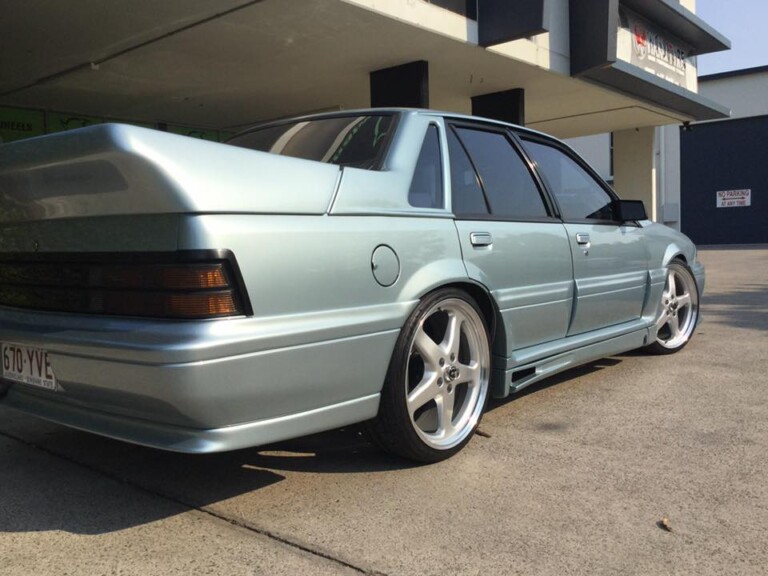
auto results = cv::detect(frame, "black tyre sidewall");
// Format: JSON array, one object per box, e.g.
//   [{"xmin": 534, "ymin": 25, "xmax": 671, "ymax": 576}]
[{"xmin": 367, "ymin": 288, "xmax": 491, "ymax": 463}]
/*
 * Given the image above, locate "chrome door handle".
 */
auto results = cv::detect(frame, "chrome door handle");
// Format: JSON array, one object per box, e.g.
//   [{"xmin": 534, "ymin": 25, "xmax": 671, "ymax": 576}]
[
  {"xmin": 575, "ymin": 233, "xmax": 590, "ymax": 255},
  {"xmin": 470, "ymin": 232, "xmax": 493, "ymax": 247}
]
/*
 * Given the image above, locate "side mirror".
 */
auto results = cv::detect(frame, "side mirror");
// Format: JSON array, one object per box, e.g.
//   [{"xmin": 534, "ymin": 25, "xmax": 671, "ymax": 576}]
[{"xmin": 613, "ymin": 199, "xmax": 647, "ymax": 222}]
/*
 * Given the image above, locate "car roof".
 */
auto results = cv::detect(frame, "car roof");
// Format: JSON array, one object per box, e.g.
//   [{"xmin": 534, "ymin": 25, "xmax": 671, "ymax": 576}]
[{"xmin": 230, "ymin": 108, "xmax": 556, "ymax": 142}]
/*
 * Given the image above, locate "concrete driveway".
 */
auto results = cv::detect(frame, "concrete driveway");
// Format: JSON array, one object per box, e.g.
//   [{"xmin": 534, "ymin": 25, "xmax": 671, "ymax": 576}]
[{"xmin": 2, "ymin": 247, "xmax": 767, "ymax": 576}]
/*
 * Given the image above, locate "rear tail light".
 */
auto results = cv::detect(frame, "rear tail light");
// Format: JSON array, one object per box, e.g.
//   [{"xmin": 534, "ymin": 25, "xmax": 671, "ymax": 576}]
[{"xmin": 0, "ymin": 251, "xmax": 251, "ymax": 320}]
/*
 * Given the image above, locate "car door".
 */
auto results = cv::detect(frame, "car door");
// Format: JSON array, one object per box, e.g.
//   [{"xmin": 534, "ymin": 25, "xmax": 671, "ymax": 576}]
[
  {"xmin": 446, "ymin": 122, "xmax": 573, "ymax": 354},
  {"xmin": 519, "ymin": 135, "xmax": 649, "ymax": 336}
]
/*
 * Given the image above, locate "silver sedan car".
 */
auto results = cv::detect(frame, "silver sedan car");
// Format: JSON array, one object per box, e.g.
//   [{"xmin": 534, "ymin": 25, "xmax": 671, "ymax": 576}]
[{"xmin": 0, "ymin": 110, "xmax": 703, "ymax": 462}]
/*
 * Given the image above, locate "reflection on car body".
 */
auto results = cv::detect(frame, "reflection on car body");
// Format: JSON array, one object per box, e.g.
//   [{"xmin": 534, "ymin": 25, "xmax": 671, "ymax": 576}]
[{"xmin": 0, "ymin": 109, "xmax": 703, "ymax": 462}]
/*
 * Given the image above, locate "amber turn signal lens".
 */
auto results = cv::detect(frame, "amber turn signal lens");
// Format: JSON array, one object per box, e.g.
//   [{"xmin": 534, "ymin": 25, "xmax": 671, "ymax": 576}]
[
  {"xmin": 166, "ymin": 292, "xmax": 239, "ymax": 318},
  {"xmin": 160, "ymin": 265, "xmax": 229, "ymax": 289}
]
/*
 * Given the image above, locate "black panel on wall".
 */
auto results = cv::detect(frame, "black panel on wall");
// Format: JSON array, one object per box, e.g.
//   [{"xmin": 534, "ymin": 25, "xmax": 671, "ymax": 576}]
[
  {"xmin": 370, "ymin": 61, "xmax": 429, "ymax": 108},
  {"xmin": 477, "ymin": 0, "xmax": 547, "ymax": 47},
  {"xmin": 680, "ymin": 116, "xmax": 768, "ymax": 245},
  {"xmin": 471, "ymin": 89, "xmax": 525, "ymax": 125},
  {"xmin": 569, "ymin": 0, "xmax": 618, "ymax": 75},
  {"xmin": 426, "ymin": 0, "xmax": 477, "ymax": 20}
]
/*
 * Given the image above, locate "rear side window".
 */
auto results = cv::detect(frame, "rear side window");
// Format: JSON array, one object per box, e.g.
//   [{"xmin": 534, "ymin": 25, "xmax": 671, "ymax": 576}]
[
  {"xmin": 522, "ymin": 139, "xmax": 615, "ymax": 221},
  {"xmin": 447, "ymin": 128, "xmax": 488, "ymax": 215},
  {"xmin": 453, "ymin": 127, "xmax": 548, "ymax": 219},
  {"xmin": 409, "ymin": 125, "xmax": 444, "ymax": 208},
  {"xmin": 228, "ymin": 115, "xmax": 393, "ymax": 170}
]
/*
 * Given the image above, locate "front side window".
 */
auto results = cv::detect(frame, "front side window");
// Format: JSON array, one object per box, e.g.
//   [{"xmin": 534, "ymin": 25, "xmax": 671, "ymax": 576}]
[
  {"xmin": 453, "ymin": 127, "xmax": 548, "ymax": 219},
  {"xmin": 522, "ymin": 139, "xmax": 615, "ymax": 221},
  {"xmin": 409, "ymin": 125, "xmax": 444, "ymax": 208},
  {"xmin": 228, "ymin": 115, "xmax": 393, "ymax": 170}
]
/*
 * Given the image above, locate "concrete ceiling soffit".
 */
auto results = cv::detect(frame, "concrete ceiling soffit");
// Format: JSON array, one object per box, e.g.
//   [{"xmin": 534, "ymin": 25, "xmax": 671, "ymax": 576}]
[
  {"xmin": 528, "ymin": 105, "xmax": 681, "ymax": 139},
  {"xmin": 0, "ymin": 0, "xmax": 261, "ymax": 96}
]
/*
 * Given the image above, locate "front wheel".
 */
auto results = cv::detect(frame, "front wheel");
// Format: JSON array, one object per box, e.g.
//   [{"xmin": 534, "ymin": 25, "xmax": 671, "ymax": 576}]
[
  {"xmin": 644, "ymin": 260, "xmax": 700, "ymax": 355},
  {"xmin": 367, "ymin": 288, "xmax": 491, "ymax": 463}
]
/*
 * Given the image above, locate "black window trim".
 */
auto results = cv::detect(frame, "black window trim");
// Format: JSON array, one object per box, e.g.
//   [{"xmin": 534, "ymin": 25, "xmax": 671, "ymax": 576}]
[
  {"xmin": 452, "ymin": 212, "xmax": 563, "ymax": 224},
  {"xmin": 408, "ymin": 122, "xmax": 446, "ymax": 210},
  {"xmin": 447, "ymin": 123, "xmax": 492, "ymax": 215},
  {"xmin": 447, "ymin": 120, "xmax": 559, "ymax": 223},
  {"xmin": 515, "ymin": 131, "xmax": 636, "ymax": 227}
]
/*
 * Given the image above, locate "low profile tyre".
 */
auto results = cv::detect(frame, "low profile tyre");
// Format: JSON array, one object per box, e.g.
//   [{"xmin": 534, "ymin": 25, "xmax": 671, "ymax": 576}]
[
  {"xmin": 645, "ymin": 260, "xmax": 700, "ymax": 355},
  {"xmin": 367, "ymin": 288, "xmax": 491, "ymax": 463}
]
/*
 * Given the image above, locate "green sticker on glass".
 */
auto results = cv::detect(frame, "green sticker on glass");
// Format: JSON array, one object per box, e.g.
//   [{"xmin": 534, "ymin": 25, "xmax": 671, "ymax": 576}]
[
  {"xmin": 167, "ymin": 124, "xmax": 220, "ymax": 141},
  {"xmin": 46, "ymin": 112, "xmax": 103, "ymax": 133},
  {"xmin": 0, "ymin": 107, "xmax": 45, "ymax": 143}
]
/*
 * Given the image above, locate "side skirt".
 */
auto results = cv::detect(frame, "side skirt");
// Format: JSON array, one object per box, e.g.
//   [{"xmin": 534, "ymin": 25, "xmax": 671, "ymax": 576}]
[{"xmin": 491, "ymin": 327, "xmax": 651, "ymax": 398}]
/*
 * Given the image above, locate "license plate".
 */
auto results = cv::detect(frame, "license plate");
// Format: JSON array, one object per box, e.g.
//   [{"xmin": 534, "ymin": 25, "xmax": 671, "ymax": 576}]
[{"xmin": 1, "ymin": 343, "xmax": 58, "ymax": 391}]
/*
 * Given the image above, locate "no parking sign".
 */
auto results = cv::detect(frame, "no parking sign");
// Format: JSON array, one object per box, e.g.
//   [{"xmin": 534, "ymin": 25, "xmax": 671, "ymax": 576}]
[{"xmin": 716, "ymin": 189, "xmax": 751, "ymax": 208}]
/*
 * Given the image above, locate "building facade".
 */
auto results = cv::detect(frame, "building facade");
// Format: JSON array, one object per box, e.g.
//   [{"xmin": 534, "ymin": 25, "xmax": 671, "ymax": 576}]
[
  {"xmin": 569, "ymin": 66, "xmax": 768, "ymax": 244},
  {"xmin": 1, "ymin": 0, "xmax": 730, "ymax": 214}
]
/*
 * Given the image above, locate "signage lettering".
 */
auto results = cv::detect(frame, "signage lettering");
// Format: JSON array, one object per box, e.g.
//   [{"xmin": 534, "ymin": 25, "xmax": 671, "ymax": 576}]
[
  {"xmin": 0, "ymin": 107, "xmax": 45, "ymax": 143},
  {"xmin": 716, "ymin": 189, "xmax": 752, "ymax": 208},
  {"xmin": 617, "ymin": 8, "xmax": 693, "ymax": 90},
  {"xmin": 0, "ymin": 121, "xmax": 34, "ymax": 131}
]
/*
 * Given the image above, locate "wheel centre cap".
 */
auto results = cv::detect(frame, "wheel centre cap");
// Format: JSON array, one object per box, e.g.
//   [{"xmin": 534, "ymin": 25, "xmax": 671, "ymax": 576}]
[{"xmin": 445, "ymin": 365, "xmax": 460, "ymax": 382}]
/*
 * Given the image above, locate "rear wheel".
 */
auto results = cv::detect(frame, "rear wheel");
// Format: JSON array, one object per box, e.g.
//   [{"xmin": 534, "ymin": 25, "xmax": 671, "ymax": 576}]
[
  {"xmin": 367, "ymin": 288, "xmax": 491, "ymax": 463},
  {"xmin": 645, "ymin": 260, "xmax": 699, "ymax": 355}
]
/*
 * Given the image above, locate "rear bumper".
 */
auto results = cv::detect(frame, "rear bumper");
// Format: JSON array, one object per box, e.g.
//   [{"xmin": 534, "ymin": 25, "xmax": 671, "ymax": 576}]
[
  {"xmin": 2, "ymin": 389, "xmax": 380, "ymax": 453},
  {"xmin": 0, "ymin": 303, "xmax": 407, "ymax": 451}
]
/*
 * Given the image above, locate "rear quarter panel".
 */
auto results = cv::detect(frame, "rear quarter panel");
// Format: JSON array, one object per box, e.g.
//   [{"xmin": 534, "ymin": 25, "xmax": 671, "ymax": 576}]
[{"xmin": 175, "ymin": 213, "xmax": 469, "ymax": 414}]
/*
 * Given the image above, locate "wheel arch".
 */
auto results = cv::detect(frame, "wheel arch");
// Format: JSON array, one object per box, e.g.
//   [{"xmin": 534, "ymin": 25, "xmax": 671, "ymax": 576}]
[
  {"xmin": 661, "ymin": 243, "xmax": 693, "ymax": 268},
  {"xmin": 422, "ymin": 280, "xmax": 505, "ymax": 357}
]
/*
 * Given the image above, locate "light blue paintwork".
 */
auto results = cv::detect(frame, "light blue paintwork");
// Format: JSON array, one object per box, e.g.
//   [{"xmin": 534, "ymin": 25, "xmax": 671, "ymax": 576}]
[
  {"xmin": 0, "ymin": 110, "xmax": 704, "ymax": 453},
  {"xmin": 455, "ymin": 219, "xmax": 573, "ymax": 351},
  {"xmin": 564, "ymin": 222, "xmax": 649, "ymax": 335}
]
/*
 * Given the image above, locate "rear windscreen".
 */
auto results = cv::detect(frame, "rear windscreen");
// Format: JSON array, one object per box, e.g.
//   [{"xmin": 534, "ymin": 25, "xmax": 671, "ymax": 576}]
[{"xmin": 227, "ymin": 115, "xmax": 394, "ymax": 170}]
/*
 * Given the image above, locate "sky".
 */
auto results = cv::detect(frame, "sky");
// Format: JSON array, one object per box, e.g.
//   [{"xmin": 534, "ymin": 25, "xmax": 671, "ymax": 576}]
[{"xmin": 696, "ymin": 0, "xmax": 768, "ymax": 75}]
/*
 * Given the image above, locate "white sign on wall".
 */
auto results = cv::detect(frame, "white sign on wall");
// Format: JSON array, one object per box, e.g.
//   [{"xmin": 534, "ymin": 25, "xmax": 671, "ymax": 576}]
[
  {"xmin": 617, "ymin": 8, "xmax": 695, "ymax": 91},
  {"xmin": 716, "ymin": 189, "xmax": 751, "ymax": 208}
]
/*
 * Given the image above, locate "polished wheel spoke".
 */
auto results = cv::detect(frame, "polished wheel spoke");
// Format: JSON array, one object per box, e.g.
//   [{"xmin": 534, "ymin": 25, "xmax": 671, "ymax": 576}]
[
  {"xmin": 455, "ymin": 361, "xmax": 480, "ymax": 387},
  {"xmin": 677, "ymin": 292, "xmax": 692, "ymax": 308},
  {"xmin": 414, "ymin": 326, "xmax": 443, "ymax": 369},
  {"xmin": 656, "ymin": 309, "xmax": 670, "ymax": 332},
  {"xmin": 407, "ymin": 372, "xmax": 439, "ymax": 414},
  {"xmin": 442, "ymin": 309, "xmax": 466, "ymax": 359},
  {"xmin": 667, "ymin": 271, "xmax": 678, "ymax": 296},
  {"xmin": 435, "ymin": 390, "xmax": 456, "ymax": 438},
  {"xmin": 667, "ymin": 313, "xmax": 681, "ymax": 340}
]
